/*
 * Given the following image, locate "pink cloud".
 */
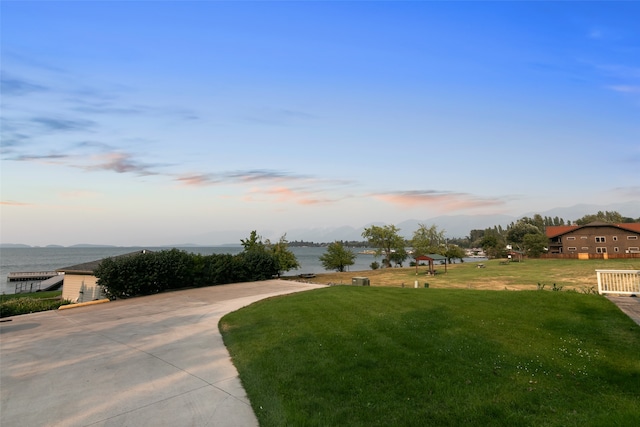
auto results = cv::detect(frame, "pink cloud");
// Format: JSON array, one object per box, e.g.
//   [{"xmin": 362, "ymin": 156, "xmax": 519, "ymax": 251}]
[
  {"xmin": 374, "ymin": 190, "xmax": 505, "ymax": 212},
  {"xmin": 84, "ymin": 152, "xmax": 157, "ymax": 175},
  {"xmin": 1, "ymin": 200, "xmax": 32, "ymax": 206},
  {"xmin": 245, "ymin": 186, "xmax": 338, "ymax": 205},
  {"xmin": 176, "ymin": 174, "xmax": 218, "ymax": 186}
]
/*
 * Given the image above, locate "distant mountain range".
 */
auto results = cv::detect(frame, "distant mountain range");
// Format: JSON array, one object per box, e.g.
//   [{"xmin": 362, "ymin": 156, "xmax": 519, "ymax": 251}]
[
  {"xmin": 190, "ymin": 201, "xmax": 640, "ymax": 245},
  {"xmin": 2, "ymin": 202, "xmax": 638, "ymax": 247}
]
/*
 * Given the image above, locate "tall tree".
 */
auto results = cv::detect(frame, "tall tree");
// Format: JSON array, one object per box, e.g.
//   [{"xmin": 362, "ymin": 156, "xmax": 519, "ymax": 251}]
[
  {"xmin": 469, "ymin": 229, "xmax": 485, "ymax": 247},
  {"xmin": 411, "ymin": 224, "xmax": 446, "ymax": 258},
  {"xmin": 266, "ymin": 234, "xmax": 300, "ymax": 277},
  {"xmin": 444, "ymin": 245, "xmax": 466, "ymax": 263},
  {"xmin": 522, "ymin": 233, "xmax": 548, "ymax": 257},
  {"xmin": 506, "ymin": 220, "xmax": 542, "ymax": 248},
  {"xmin": 389, "ymin": 247, "xmax": 409, "ymax": 267},
  {"xmin": 241, "ymin": 230, "xmax": 265, "ymax": 251},
  {"xmin": 361, "ymin": 224, "xmax": 405, "ymax": 268},
  {"xmin": 480, "ymin": 231, "xmax": 506, "ymax": 259},
  {"xmin": 239, "ymin": 230, "xmax": 278, "ymax": 280},
  {"xmin": 575, "ymin": 211, "xmax": 624, "ymax": 225},
  {"xmin": 319, "ymin": 241, "xmax": 357, "ymax": 272}
]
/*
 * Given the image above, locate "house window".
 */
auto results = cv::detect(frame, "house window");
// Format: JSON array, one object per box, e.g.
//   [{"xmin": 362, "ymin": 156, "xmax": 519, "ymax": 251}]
[
  {"xmin": 614, "ymin": 247, "xmax": 619, "ymax": 252},
  {"xmin": 629, "ymin": 247, "xmax": 639, "ymax": 252},
  {"xmin": 596, "ymin": 247, "xmax": 607, "ymax": 253},
  {"xmin": 628, "ymin": 236, "xmax": 638, "ymax": 240},
  {"xmin": 581, "ymin": 247, "xmax": 589, "ymax": 250},
  {"xmin": 580, "ymin": 236, "xmax": 588, "ymax": 239},
  {"xmin": 613, "ymin": 236, "xmax": 618, "ymax": 241},
  {"xmin": 567, "ymin": 237, "xmax": 576, "ymax": 241},
  {"xmin": 567, "ymin": 247, "xmax": 577, "ymax": 251},
  {"xmin": 595, "ymin": 236, "xmax": 606, "ymax": 243}
]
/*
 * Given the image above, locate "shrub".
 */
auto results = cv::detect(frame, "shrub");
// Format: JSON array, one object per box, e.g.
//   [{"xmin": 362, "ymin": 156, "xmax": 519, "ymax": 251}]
[
  {"xmin": 235, "ymin": 250, "xmax": 278, "ymax": 282},
  {"xmin": 195, "ymin": 253, "xmax": 241, "ymax": 287},
  {"xmin": 96, "ymin": 248, "xmax": 284, "ymax": 299}
]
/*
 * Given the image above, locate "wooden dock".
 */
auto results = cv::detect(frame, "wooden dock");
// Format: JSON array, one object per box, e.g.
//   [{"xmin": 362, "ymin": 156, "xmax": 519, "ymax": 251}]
[
  {"xmin": 7, "ymin": 271, "xmax": 59, "ymax": 282},
  {"xmin": 7, "ymin": 271, "xmax": 63, "ymax": 294}
]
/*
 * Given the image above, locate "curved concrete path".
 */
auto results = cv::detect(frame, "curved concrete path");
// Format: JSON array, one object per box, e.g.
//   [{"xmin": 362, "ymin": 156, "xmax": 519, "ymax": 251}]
[
  {"xmin": 607, "ymin": 295, "xmax": 640, "ymax": 326},
  {"xmin": 0, "ymin": 280, "xmax": 325, "ymax": 427}
]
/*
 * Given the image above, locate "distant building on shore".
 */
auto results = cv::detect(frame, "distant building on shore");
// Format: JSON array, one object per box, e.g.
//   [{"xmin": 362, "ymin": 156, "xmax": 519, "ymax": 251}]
[{"xmin": 545, "ymin": 221, "xmax": 640, "ymax": 259}]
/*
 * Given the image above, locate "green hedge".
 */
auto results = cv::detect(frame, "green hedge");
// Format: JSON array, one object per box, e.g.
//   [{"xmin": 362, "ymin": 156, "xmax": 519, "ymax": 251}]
[{"xmin": 95, "ymin": 248, "xmax": 281, "ymax": 299}]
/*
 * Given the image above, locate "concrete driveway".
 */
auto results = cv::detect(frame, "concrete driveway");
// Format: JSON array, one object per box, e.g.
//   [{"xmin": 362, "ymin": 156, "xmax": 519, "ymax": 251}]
[{"xmin": 0, "ymin": 280, "xmax": 325, "ymax": 427}]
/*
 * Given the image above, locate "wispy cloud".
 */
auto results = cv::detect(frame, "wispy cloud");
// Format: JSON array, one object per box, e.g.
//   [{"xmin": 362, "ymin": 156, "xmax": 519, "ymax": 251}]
[
  {"xmin": 0, "ymin": 132, "xmax": 31, "ymax": 155},
  {"xmin": 175, "ymin": 173, "xmax": 220, "ymax": 186},
  {"xmin": 374, "ymin": 190, "xmax": 506, "ymax": 212},
  {"xmin": 612, "ymin": 186, "xmax": 640, "ymax": 198},
  {"xmin": 176, "ymin": 168, "xmax": 352, "ymax": 205},
  {"xmin": 176, "ymin": 169, "xmax": 313, "ymax": 187},
  {"xmin": 226, "ymin": 169, "xmax": 311, "ymax": 183},
  {"xmin": 0, "ymin": 200, "xmax": 32, "ymax": 206},
  {"xmin": 0, "ymin": 75, "xmax": 48, "ymax": 96},
  {"xmin": 597, "ymin": 64, "xmax": 640, "ymax": 80},
  {"xmin": 246, "ymin": 186, "xmax": 341, "ymax": 205},
  {"xmin": 607, "ymin": 85, "xmax": 640, "ymax": 94},
  {"xmin": 69, "ymin": 98, "xmax": 200, "ymax": 120},
  {"xmin": 82, "ymin": 152, "xmax": 160, "ymax": 176},
  {"xmin": 31, "ymin": 117, "xmax": 96, "ymax": 132},
  {"xmin": 10, "ymin": 153, "xmax": 70, "ymax": 163}
]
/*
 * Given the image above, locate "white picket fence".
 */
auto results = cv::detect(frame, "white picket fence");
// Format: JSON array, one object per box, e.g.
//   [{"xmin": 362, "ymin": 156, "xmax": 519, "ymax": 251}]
[{"xmin": 596, "ymin": 270, "xmax": 640, "ymax": 295}]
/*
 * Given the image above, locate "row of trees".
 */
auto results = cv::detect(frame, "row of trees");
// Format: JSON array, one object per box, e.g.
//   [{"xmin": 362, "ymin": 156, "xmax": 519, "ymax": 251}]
[
  {"xmin": 319, "ymin": 224, "xmax": 466, "ymax": 272},
  {"xmin": 475, "ymin": 210, "xmax": 638, "ymax": 258},
  {"xmin": 95, "ymin": 232, "xmax": 300, "ymax": 298},
  {"xmin": 95, "ymin": 210, "xmax": 638, "ymax": 292},
  {"xmin": 318, "ymin": 210, "xmax": 639, "ymax": 271}
]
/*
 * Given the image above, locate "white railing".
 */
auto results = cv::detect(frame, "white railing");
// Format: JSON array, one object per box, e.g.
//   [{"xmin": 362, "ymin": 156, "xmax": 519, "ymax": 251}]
[{"xmin": 596, "ymin": 270, "xmax": 640, "ymax": 295}]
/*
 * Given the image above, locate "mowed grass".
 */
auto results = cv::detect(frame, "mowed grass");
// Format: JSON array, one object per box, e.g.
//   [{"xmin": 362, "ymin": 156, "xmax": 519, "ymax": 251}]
[
  {"xmin": 221, "ymin": 287, "xmax": 640, "ymax": 426},
  {"xmin": 302, "ymin": 258, "xmax": 640, "ymax": 291}
]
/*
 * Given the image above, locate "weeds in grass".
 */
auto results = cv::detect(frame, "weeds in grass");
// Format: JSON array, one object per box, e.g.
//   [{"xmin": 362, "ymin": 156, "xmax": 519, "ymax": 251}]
[{"xmin": 537, "ymin": 282, "xmax": 565, "ymax": 291}]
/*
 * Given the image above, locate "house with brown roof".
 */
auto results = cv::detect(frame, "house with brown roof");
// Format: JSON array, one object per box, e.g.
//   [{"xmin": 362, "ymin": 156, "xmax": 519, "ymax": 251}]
[
  {"xmin": 57, "ymin": 250, "xmax": 152, "ymax": 303},
  {"xmin": 545, "ymin": 221, "xmax": 640, "ymax": 258}
]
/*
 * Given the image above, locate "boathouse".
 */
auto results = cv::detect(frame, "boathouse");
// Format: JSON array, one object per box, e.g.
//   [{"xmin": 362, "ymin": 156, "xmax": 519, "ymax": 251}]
[{"xmin": 57, "ymin": 250, "xmax": 152, "ymax": 303}]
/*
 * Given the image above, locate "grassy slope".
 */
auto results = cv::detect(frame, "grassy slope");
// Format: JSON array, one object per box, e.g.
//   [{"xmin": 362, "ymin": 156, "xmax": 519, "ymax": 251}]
[
  {"xmin": 0, "ymin": 291, "xmax": 68, "ymax": 317},
  {"xmin": 300, "ymin": 258, "xmax": 640, "ymax": 291},
  {"xmin": 0, "ymin": 291, "xmax": 62, "ymax": 301},
  {"xmin": 221, "ymin": 287, "xmax": 640, "ymax": 426}
]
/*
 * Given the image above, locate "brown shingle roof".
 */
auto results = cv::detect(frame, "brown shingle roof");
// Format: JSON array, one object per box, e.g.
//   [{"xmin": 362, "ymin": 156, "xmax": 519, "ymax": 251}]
[
  {"xmin": 546, "ymin": 222, "xmax": 640, "ymax": 238},
  {"xmin": 57, "ymin": 250, "xmax": 153, "ymax": 274}
]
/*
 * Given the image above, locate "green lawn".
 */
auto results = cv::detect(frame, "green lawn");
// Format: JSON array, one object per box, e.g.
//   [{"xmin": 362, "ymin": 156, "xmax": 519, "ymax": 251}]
[
  {"xmin": 302, "ymin": 258, "xmax": 640, "ymax": 291},
  {"xmin": 0, "ymin": 290, "xmax": 62, "ymax": 301},
  {"xmin": 221, "ymin": 287, "xmax": 640, "ymax": 426},
  {"xmin": 0, "ymin": 291, "xmax": 69, "ymax": 317}
]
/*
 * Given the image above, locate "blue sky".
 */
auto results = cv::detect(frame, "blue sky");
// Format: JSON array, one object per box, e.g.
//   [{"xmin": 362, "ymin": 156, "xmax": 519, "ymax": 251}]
[{"xmin": 2, "ymin": 1, "xmax": 639, "ymax": 246}]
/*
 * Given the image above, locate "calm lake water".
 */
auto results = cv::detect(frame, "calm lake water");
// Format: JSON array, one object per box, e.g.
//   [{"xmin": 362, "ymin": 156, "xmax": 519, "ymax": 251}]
[{"xmin": 1, "ymin": 246, "xmax": 485, "ymax": 294}]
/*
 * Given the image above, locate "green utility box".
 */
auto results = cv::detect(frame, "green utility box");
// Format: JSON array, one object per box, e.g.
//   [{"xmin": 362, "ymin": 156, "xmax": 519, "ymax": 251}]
[{"xmin": 352, "ymin": 277, "xmax": 370, "ymax": 286}]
